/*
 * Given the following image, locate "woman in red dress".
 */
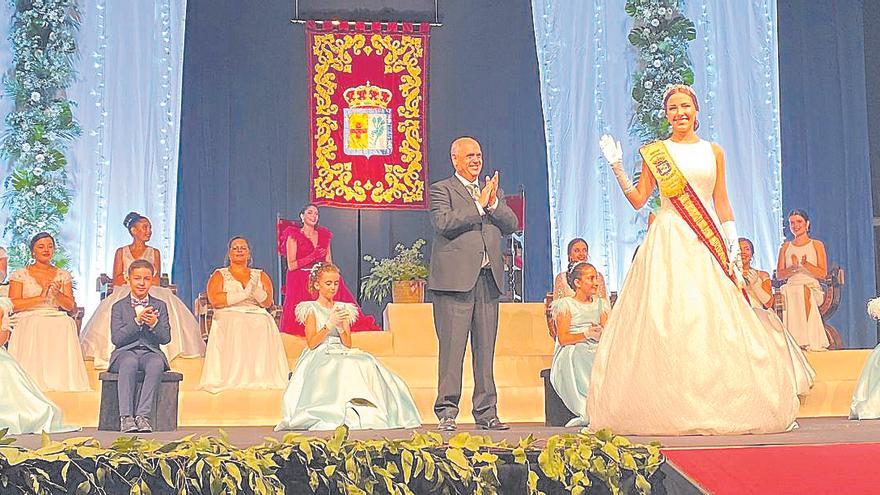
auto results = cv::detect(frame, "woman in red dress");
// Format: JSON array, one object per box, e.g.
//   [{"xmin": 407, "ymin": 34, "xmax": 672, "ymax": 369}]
[{"xmin": 279, "ymin": 204, "xmax": 379, "ymax": 335}]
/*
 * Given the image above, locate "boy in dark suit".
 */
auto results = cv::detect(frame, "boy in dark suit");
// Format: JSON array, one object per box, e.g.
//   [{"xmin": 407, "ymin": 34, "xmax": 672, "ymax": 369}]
[{"xmin": 109, "ymin": 259, "xmax": 171, "ymax": 433}]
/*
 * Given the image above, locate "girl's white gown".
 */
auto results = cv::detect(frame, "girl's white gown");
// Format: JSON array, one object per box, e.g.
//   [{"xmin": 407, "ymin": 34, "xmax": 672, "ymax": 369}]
[
  {"xmin": 549, "ymin": 296, "xmax": 609, "ymax": 427},
  {"xmin": 7, "ymin": 268, "xmax": 91, "ymax": 392},
  {"xmin": 587, "ymin": 139, "xmax": 800, "ymax": 435},
  {"xmin": 80, "ymin": 246, "xmax": 205, "ymax": 369},
  {"xmin": 0, "ymin": 298, "xmax": 78, "ymax": 434},
  {"xmin": 198, "ymin": 268, "xmax": 289, "ymax": 393},
  {"xmin": 275, "ymin": 301, "xmax": 421, "ymax": 431}
]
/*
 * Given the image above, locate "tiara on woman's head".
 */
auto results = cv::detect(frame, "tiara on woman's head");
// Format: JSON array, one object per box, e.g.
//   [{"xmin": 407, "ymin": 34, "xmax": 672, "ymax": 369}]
[
  {"xmin": 310, "ymin": 262, "xmax": 323, "ymax": 277},
  {"xmin": 662, "ymin": 83, "xmax": 695, "ymax": 101}
]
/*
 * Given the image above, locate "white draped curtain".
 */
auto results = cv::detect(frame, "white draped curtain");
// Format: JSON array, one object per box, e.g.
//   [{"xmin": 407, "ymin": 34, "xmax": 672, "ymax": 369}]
[
  {"xmin": 532, "ymin": 0, "xmax": 783, "ymax": 289},
  {"xmin": 65, "ymin": 0, "xmax": 187, "ymax": 316}
]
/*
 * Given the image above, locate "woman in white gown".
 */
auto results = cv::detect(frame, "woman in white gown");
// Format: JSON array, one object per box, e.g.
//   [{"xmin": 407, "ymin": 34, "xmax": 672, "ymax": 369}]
[
  {"xmin": 549, "ymin": 262, "xmax": 609, "ymax": 427},
  {"xmin": 198, "ymin": 237, "xmax": 289, "ymax": 393},
  {"xmin": 276, "ymin": 263, "xmax": 420, "ymax": 431},
  {"xmin": 776, "ymin": 210, "xmax": 829, "ymax": 350},
  {"xmin": 587, "ymin": 85, "xmax": 799, "ymax": 435},
  {"xmin": 0, "ymin": 297, "xmax": 78, "ymax": 434},
  {"xmin": 8, "ymin": 233, "xmax": 90, "ymax": 392},
  {"xmin": 850, "ymin": 298, "xmax": 880, "ymax": 419},
  {"xmin": 80, "ymin": 212, "xmax": 205, "ymax": 369},
  {"xmin": 739, "ymin": 237, "xmax": 815, "ymax": 395}
]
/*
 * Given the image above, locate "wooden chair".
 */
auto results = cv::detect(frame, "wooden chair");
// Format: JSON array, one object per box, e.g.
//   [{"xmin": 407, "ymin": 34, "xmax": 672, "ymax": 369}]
[
  {"xmin": 772, "ymin": 265, "xmax": 845, "ymax": 349},
  {"xmin": 96, "ymin": 272, "xmax": 177, "ymax": 300},
  {"xmin": 195, "ymin": 291, "xmax": 283, "ymax": 338}
]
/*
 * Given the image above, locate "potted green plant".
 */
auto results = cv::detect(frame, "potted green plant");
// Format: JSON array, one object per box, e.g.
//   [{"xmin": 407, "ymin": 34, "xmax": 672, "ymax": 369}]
[{"xmin": 361, "ymin": 239, "xmax": 429, "ymax": 304}]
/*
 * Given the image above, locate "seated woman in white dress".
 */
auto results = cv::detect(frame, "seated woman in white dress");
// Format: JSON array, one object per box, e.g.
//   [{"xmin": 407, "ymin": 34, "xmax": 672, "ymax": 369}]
[
  {"xmin": 549, "ymin": 262, "xmax": 608, "ymax": 427},
  {"xmin": 851, "ymin": 298, "xmax": 880, "ymax": 419},
  {"xmin": 776, "ymin": 209, "xmax": 829, "ymax": 350},
  {"xmin": 552, "ymin": 238, "xmax": 608, "ymax": 301},
  {"xmin": 276, "ymin": 263, "xmax": 421, "ymax": 431},
  {"xmin": 198, "ymin": 236, "xmax": 289, "ymax": 393},
  {"xmin": 740, "ymin": 237, "xmax": 815, "ymax": 396},
  {"xmin": 0, "ymin": 297, "xmax": 78, "ymax": 434},
  {"xmin": 81, "ymin": 212, "xmax": 205, "ymax": 369},
  {"xmin": 8, "ymin": 233, "xmax": 90, "ymax": 391}
]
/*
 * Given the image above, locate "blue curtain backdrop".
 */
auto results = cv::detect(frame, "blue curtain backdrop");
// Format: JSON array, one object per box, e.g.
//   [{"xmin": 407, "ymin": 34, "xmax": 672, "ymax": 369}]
[
  {"xmin": 172, "ymin": 0, "xmax": 551, "ymax": 315},
  {"xmin": 531, "ymin": 0, "xmax": 783, "ymax": 291},
  {"xmin": 778, "ymin": 0, "xmax": 877, "ymax": 348}
]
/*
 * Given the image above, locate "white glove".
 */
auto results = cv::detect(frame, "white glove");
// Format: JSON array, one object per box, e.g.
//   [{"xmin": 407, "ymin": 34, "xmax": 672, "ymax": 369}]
[
  {"xmin": 599, "ymin": 135, "xmax": 634, "ymax": 194},
  {"xmin": 599, "ymin": 134, "xmax": 623, "ymax": 164},
  {"xmin": 225, "ymin": 290, "xmax": 250, "ymax": 306},
  {"xmin": 252, "ymin": 285, "xmax": 269, "ymax": 305},
  {"xmin": 721, "ymin": 221, "xmax": 744, "ymax": 286}
]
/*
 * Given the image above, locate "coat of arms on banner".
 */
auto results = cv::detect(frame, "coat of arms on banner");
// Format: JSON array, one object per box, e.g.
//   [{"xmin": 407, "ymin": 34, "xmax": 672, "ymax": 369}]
[
  {"xmin": 342, "ymin": 83, "xmax": 393, "ymax": 157},
  {"xmin": 306, "ymin": 21, "xmax": 430, "ymax": 210}
]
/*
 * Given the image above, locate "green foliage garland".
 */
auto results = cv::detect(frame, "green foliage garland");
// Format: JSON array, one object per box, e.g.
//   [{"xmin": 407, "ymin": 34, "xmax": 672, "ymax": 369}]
[
  {"xmin": 1, "ymin": 0, "xmax": 81, "ymax": 268},
  {"xmin": 0, "ymin": 426, "xmax": 665, "ymax": 494},
  {"xmin": 626, "ymin": 0, "xmax": 696, "ymax": 143}
]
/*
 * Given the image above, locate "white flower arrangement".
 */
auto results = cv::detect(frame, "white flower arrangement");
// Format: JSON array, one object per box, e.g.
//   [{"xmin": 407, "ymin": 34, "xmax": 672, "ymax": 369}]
[
  {"xmin": 1, "ymin": 0, "xmax": 80, "ymax": 269},
  {"xmin": 868, "ymin": 298, "xmax": 880, "ymax": 321}
]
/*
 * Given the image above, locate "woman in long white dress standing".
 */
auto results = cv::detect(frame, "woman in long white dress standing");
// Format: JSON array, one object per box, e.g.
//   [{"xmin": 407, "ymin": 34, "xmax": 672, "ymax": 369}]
[
  {"xmin": 775, "ymin": 210, "xmax": 829, "ymax": 350},
  {"xmin": 198, "ymin": 237, "xmax": 289, "ymax": 393},
  {"xmin": 0, "ymin": 297, "xmax": 78, "ymax": 434},
  {"xmin": 80, "ymin": 212, "xmax": 205, "ymax": 369},
  {"xmin": 587, "ymin": 85, "xmax": 799, "ymax": 435},
  {"xmin": 8, "ymin": 233, "xmax": 90, "ymax": 392},
  {"xmin": 275, "ymin": 263, "xmax": 420, "ymax": 431}
]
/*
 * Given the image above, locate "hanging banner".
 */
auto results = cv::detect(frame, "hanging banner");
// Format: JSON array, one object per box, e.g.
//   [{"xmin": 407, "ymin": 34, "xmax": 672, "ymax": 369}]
[{"xmin": 306, "ymin": 21, "xmax": 430, "ymax": 209}]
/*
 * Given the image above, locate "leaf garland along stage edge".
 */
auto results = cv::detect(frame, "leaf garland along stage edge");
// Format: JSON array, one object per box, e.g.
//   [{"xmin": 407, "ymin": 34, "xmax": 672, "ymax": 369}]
[{"xmin": 0, "ymin": 426, "xmax": 665, "ymax": 495}]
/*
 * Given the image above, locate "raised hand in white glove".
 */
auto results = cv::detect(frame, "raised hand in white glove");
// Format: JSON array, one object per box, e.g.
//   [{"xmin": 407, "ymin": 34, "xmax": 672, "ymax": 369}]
[
  {"xmin": 599, "ymin": 134, "xmax": 623, "ymax": 164},
  {"xmin": 599, "ymin": 134, "xmax": 634, "ymax": 194},
  {"xmin": 252, "ymin": 285, "xmax": 269, "ymax": 305}
]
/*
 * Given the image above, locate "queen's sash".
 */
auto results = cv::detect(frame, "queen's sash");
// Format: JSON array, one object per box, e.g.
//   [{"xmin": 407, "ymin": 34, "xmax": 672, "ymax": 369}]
[{"xmin": 639, "ymin": 141, "xmax": 746, "ymax": 297}]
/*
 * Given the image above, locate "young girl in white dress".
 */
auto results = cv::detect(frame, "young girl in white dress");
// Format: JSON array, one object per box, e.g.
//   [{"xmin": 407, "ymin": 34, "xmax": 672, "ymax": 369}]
[
  {"xmin": 276, "ymin": 263, "xmax": 421, "ymax": 431},
  {"xmin": 0, "ymin": 297, "xmax": 78, "ymax": 434},
  {"xmin": 80, "ymin": 212, "xmax": 205, "ymax": 369},
  {"xmin": 776, "ymin": 209, "xmax": 829, "ymax": 350},
  {"xmin": 588, "ymin": 86, "xmax": 799, "ymax": 435},
  {"xmin": 8, "ymin": 233, "xmax": 90, "ymax": 392},
  {"xmin": 198, "ymin": 237, "xmax": 289, "ymax": 393},
  {"xmin": 849, "ymin": 298, "xmax": 880, "ymax": 419},
  {"xmin": 549, "ymin": 262, "xmax": 609, "ymax": 427},
  {"xmin": 739, "ymin": 238, "xmax": 815, "ymax": 396}
]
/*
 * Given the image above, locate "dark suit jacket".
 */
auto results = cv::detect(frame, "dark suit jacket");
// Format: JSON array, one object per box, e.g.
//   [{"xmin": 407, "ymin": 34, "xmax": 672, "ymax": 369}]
[
  {"xmin": 109, "ymin": 296, "xmax": 171, "ymax": 371},
  {"xmin": 428, "ymin": 176, "xmax": 520, "ymax": 292}
]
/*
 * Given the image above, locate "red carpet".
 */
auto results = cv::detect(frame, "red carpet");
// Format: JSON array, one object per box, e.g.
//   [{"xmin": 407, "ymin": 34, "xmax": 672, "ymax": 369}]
[{"xmin": 663, "ymin": 443, "xmax": 880, "ymax": 494}]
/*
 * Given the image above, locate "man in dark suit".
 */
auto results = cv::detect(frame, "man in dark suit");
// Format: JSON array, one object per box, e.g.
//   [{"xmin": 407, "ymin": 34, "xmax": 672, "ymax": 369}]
[
  {"xmin": 109, "ymin": 259, "xmax": 171, "ymax": 433},
  {"xmin": 429, "ymin": 136, "xmax": 519, "ymax": 431}
]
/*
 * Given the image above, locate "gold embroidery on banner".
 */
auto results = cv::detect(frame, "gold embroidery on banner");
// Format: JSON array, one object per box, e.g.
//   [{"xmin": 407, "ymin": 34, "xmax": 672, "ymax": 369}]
[{"xmin": 310, "ymin": 30, "xmax": 426, "ymax": 205}]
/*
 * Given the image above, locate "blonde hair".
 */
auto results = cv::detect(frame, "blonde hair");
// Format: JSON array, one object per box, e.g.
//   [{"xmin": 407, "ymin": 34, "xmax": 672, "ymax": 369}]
[{"xmin": 308, "ymin": 262, "xmax": 341, "ymax": 295}]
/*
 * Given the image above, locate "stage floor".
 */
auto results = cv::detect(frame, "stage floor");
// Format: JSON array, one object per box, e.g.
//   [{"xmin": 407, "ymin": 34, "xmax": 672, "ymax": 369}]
[{"xmin": 9, "ymin": 416, "xmax": 880, "ymax": 451}]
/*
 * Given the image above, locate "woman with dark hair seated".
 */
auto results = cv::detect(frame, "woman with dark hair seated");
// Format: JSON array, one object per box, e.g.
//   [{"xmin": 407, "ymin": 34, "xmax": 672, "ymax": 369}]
[
  {"xmin": 81, "ymin": 212, "xmax": 205, "ymax": 369},
  {"xmin": 552, "ymin": 238, "xmax": 608, "ymax": 300},
  {"xmin": 740, "ymin": 237, "xmax": 814, "ymax": 396},
  {"xmin": 8, "ymin": 232, "xmax": 90, "ymax": 391},
  {"xmin": 0, "ymin": 298, "xmax": 78, "ymax": 433},
  {"xmin": 776, "ymin": 209, "xmax": 829, "ymax": 350},
  {"xmin": 278, "ymin": 204, "xmax": 379, "ymax": 336},
  {"xmin": 198, "ymin": 237, "xmax": 289, "ymax": 393}
]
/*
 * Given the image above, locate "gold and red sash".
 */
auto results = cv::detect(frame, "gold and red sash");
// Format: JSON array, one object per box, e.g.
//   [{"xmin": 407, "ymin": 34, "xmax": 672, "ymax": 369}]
[{"xmin": 639, "ymin": 141, "xmax": 746, "ymax": 299}]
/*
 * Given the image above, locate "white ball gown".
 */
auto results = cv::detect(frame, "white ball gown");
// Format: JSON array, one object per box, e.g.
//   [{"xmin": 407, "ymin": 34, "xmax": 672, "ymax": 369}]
[
  {"xmin": 7, "ymin": 268, "xmax": 90, "ymax": 392},
  {"xmin": 849, "ymin": 298, "xmax": 880, "ymax": 419},
  {"xmin": 549, "ymin": 296, "xmax": 609, "ymax": 427},
  {"xmin": 80, "ymin": 246, "xmax": 205, "ymax": 369},
  {"xmin": 275, "ymin": 301, "xmax": 421, "ymax": 431},
  {"xmin": 0, "ymin": 298, "xmax": 77, "ymax": 434},
  {"xmin": 198, "ymin": 268, "xmax": 289, "ymax": 393},
  {"xmin": 587, "ymin": 139, "xmax": 800, "ymax": 435}
]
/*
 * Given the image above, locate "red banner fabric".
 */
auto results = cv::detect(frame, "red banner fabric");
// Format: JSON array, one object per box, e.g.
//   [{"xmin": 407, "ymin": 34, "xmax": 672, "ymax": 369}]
[{"xmin": 306, "ymin": 21, "xmax": 430, "ymax": 210}]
